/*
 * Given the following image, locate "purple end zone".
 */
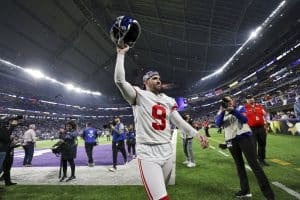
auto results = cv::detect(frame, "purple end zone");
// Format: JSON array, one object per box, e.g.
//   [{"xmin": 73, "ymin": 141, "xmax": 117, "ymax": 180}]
[{"xmin": 13, "ymin": 144, "xmax": 133, "ymax": 167}]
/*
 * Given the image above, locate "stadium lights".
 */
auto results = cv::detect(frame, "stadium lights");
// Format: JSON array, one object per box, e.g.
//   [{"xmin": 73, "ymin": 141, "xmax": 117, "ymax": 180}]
[
  {"xmin": 249, "ymin": 26, "xmax": 262, "ymax": 39},
  {"xmin": 242, "ymin": 72, "xmax": 256, "ymax": 81},
  {"xmin": 200, "ymin": 1, "xmax": 286, "ymax": 81},
  {"xmin": 24, "ymin": 68, "xmax": 45, "ymax": 79},
  {"xmin": 65, "ymin": 83, "xmax": 75, "ymax": 90},
  {"xmin": 229, "ymin": 81, "xmax": 238, "ymax": 88},
  {"xmin": 0, "ymin": 58, "xmax": 102, "ymax": 96}
]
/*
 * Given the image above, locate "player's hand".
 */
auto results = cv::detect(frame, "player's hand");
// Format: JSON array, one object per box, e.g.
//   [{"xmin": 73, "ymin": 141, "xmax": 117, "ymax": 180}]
[
  {"xmin": 117, "ymin": 45, "xmax": 130, "ymax": 54},
  {"xmin": 198, "ymin": 135, "xmax": 209, "ymax": 149}
]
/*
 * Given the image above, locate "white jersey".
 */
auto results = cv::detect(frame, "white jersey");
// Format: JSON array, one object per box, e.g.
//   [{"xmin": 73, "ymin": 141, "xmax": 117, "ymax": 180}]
[{"xmin": 132, "ymin": 86, "xmax": 178, "ymax": 144}]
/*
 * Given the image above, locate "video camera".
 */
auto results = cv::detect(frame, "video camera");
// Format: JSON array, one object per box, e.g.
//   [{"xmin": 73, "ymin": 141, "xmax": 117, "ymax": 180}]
[
  {"xmin": 103, "ymin": 121, "xmax": 116, "ymax": 129},
  {"xmin": 51, "ymin": 140, "xmax": 67, "ymax": 156},
  {"xmin": 221, "ymin": 97, "xmax": 230, "ymax": 109}
]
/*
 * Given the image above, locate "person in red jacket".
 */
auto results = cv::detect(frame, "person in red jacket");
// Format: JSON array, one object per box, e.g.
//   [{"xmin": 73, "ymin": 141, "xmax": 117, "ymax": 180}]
[
  {"xmin": 245, "ymin": 95, "xmax": 270, "ymax": 167},
  {"xmin": 202, "ymin": 117, "xmax": 211, "ymax": 137}
]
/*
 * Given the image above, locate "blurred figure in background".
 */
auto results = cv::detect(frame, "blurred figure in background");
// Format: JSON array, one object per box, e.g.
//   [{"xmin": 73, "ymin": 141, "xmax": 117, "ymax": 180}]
[
  {"xmin": 181, "ymin": 114, "xmax": 196, "ymax": 168},
  {"xmin": 59, "ymin": 121, "xmax": 78, "ymax": 182},
  {"xmin": 203, "ymin": 116, "xmax": 211, "ymax": 137},
  {"xmin": 22, "ymin": 124, "xmax": 36, "ymax": 167},
  {"xmin": 82, "ymin": 122, "xmax": 98, "ymax": 167},
  {"xmin": 0, "ymin": 116, "xmax": 23, "ymax": 186},
  {"xmin": 245, "ymin": 95, "xmax": 270, "ymax": 167},
  {"xmin": 294, "ymin": 95, "xmax": 300, "ymax": 120},
  {"xmin": 109, "ymin": 116, "xmax": 127, "ymax": 172},
  {"xmin": 126, "ymin": 124, "xmax": 136, "ymax": 158}
]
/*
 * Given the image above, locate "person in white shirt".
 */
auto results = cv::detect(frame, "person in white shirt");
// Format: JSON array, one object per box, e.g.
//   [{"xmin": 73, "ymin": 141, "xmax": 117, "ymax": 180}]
[
  {"xmin": 22, "ymin": 124, "xmax": 36, "ymax": 167},
  {"xmin": 114, "ymin": 46, "xmax": 208, "ymax": 200}
]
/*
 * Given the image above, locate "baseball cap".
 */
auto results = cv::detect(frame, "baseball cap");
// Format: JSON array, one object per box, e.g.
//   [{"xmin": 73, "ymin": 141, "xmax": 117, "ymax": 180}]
[{"xmin": 143, "ymin": 71, "xmax": 160, "ymax": 81}]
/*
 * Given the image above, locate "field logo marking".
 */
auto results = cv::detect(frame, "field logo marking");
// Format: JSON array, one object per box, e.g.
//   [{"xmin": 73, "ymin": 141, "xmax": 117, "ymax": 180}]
[{"xmin": 270, "ymin": 159, "xmax": 291, "ymax": 166}]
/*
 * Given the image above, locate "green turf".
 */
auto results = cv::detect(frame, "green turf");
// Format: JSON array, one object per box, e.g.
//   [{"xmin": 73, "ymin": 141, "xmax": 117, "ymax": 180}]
[{"xmin": 2, "ymin": 129, "xmax": 300, "ymax": 199}]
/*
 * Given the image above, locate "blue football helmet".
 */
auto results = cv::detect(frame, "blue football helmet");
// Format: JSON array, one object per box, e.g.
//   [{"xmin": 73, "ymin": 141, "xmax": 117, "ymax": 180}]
[{"xmin": 110, "ymin": 16, "xmax": 141, "ymax": 48}]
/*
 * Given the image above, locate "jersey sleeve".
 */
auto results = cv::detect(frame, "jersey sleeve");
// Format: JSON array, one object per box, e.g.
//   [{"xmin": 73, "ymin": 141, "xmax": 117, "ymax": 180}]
[{"xmin": 170, "ymin": 98, "xmax": 178, "ymax": 112}]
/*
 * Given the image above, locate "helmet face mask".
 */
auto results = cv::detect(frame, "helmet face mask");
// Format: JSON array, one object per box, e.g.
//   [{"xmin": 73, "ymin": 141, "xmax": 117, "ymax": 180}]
[{"xmin": 110, "ymin": 16, "xmax": 141, "ymax": 48}]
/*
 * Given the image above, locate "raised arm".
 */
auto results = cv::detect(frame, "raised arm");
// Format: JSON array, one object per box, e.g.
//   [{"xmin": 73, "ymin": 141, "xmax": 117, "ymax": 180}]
[
  {"xmin": 114, "ymin": 47, "xmax": 137, "ymax": 105},
  {"xmin": 170, "ymin": 110, "xmax": 208, "ymax": 148}
]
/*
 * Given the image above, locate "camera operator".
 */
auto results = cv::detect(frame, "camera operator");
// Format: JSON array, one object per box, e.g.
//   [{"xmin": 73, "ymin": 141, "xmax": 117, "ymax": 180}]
[
  {"xmin": 215, "ymin": 96, "xmax": 274, "ymax": 199},
  {"xmin": 109, "ymin": 116, "xmax": 127, "ymax": 172},
  {"xmin": 0, "ymin": 116, "xmax": 23, "ymax": 186}
]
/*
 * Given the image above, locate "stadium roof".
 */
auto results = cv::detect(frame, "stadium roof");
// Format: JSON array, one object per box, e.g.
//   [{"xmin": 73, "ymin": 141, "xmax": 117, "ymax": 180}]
[{"xmin": 0, "ymin": 0, "xmax": 299, "ymax": 101}]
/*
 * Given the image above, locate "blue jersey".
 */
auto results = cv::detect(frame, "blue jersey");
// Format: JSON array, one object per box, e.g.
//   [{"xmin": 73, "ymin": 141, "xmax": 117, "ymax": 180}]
[
  {"xmin": 83, "ymin": 127, "xmax": 97, "ymax": 143},
  {"xmin": 112, "ymin": 123, "xmax": 126, "ymax": 142}
]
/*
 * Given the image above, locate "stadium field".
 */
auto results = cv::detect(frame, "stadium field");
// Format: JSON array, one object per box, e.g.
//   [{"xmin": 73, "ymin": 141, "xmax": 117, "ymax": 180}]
[{"xmin": 1, "ymin": 129, "xmax": 300, "ymax": 200}]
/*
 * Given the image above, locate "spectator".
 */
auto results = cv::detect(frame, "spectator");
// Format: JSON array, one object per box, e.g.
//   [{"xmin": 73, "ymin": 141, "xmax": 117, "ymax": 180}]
[
  {"xmin": 105, "ymin": 127, "xmax": 111, "ymax": 142},
  {"xmin": 126, "ymin": 124, "xmax": 136, "ymax": 158},
  {"xmin": 181, "ymin": 114, "xmax": 196, "ymax": 167},
  {"xmin": 294, "ymin": 95, "xmax": 300, "ymax": 119},
  {"xmin": 59, "ymin": 121, "xmax": 78, "ymax": 182},
  {"xmin": 22, "ymin": 124, "xmax": 36, "ymax": 167}
]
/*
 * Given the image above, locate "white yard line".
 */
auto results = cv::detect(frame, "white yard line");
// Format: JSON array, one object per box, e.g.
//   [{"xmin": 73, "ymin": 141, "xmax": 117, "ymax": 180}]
[
  {"xmin": 272, "ymin": 181, "xmax": 300, "ymax": 200},
  {"xmin": 245, "ymin": 164, "xmax": 252, "ymax": 172},
  {"xmin": 218, "ymin": 150, "xmax": 229, "ymax": 157}
]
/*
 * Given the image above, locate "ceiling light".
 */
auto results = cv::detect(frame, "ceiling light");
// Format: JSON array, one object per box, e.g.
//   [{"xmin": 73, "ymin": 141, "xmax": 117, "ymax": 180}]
[
  {"xmin": 65, "ymin": 83, "xmax": 74, "ymax": 90},
  {"xmin": 24, "ymin": 68, "xmax": 45, "ymax": 79},
  {"xmin": 249, "ymin": 26, "xmax": 262, "ymax": 39}
]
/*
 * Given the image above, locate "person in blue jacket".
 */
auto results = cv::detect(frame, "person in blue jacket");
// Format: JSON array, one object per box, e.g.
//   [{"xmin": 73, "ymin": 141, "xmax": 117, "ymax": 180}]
[
  {"xmin": 109, "ymin": 116, "xmax": 127, "ymax": 172},
  {"xmin": 82, "ymin": 122, "xmax": 98, "ymax": 167},
  {"xmin": 215, "ymin": 96, "xmax": 274, "ymax": 199}
]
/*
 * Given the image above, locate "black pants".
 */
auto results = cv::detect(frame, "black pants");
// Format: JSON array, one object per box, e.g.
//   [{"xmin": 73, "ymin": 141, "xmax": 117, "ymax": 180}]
[
  {"xmin": 228, "ymin": 136, "xmax": 274, "ymax": 199},
  {"xmin": 85, "ymin": 143, "xmax": 95, "ymax": 164},
  {"xmin": 112, "ymin": 141, "xmax": 127, "ymax": 168},
  {"xmin": 251, "ymin": 126, "xmax": 267, "ymax": 161},
  {"xmin": 127, "ymin": 142, "xmax": 136, "ymax": 155},
  {"xmin": 62, "ymin": 159, "xmax": 75, "ymax": 177},
  {"xmin": 204, "ymin": 127, "xmax": 210, "ymax": 137},
  {"xmin": 23, "ymin": 142, "xmax": 34, "ymax": 165},
  {"xmin": 3, "ymin": 150, "xmax": 14, "ymax": 184}
]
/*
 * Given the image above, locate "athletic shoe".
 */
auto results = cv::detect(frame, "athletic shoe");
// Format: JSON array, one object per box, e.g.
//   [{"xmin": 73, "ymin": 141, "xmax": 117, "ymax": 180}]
[
  {"xmin": 187, "ymin": 162, "xmax": 196, "ymax": 168},
  {"xmin": 235, "ymin": 191, "xmax": 252, "ymax": 198},
  {"xmin": 5, "ymin": 182, "xmax": 17, "ymax": 186},
  {"xmin": 182, "ymin": 160, "xmax": 189, "ymax": 164},
  {"xmin": 59, "ymin": 176, "xmax": 67, "ymax": 182},
  {"xmin": 109, "ymin": 167, "xmax": 117, "ymax": 172},
  {"xmin": 88, "ymin": 163, "xmax": 95, "ymax": 167},
  {"xmin": 66, "ymin": 176, "xmax": 76, "ymax": 182}
]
